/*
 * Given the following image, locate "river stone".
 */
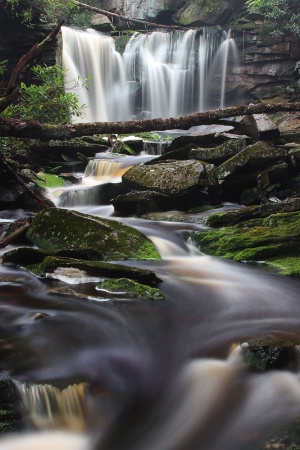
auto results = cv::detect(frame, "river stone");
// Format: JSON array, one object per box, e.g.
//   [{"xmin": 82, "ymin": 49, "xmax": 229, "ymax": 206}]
[
  {"xmin": 26, "ymin": 208, "xmax": 160, "ymax": 260},
  {"xmin": 215, "ymin": 141, "xmax": 287, "ymax": 182},
  {"xmin": 96, "ymin": 278, "xmax": 166, "ymax": 300},
  {"xmin": 189, "ymin": 138, "xmax": 247, "ymax": 165},
  {"xmin": 122, "ymin": 160, "xmax": 208, "ymax": 196},
  {"xmin": 113, "ymin": 190, "xmax": 172, "ymax": 215}
]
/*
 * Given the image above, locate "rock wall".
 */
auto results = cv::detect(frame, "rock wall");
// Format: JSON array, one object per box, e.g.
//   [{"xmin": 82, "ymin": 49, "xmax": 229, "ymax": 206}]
[{"xmin": 226, "ymin": 25, "xmax": 300, "ymax": 104}]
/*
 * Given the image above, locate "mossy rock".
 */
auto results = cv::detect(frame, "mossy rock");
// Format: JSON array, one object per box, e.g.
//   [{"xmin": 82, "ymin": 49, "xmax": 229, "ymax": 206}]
[
  {"xmin": 26, "ymin": 208, "xmax": 160, "ymax": 261},
  {"xmin": 33, "ymin": 173, "xmax": 66, "ymax": 188},
  {"xmin": 215, "ymin": 141, "xmax": 286, "ymax": 181},
  {"xmin": 96, "ymin": 278, "xmax": 167, "ymax": 301},
  {"xmin": 122, "ymin": 160, "xmax": 208, "ymax": 196},
  {"xmin": 192, "ymin": 211, "xmax": 300, "ymax": 264},
  {"xmin": 3, "ymin": 253, "xmax": 161, "ymax": 285}
]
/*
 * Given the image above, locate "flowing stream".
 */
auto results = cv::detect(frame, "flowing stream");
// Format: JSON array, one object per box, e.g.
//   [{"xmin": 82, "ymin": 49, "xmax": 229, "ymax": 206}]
[
  {"xmin": 0, "ymin": 26, "xmax": 299, "ymax": 450},
  {"xmin": 1, "ymin": 153, "xmax": 300, "ymax": 450}
]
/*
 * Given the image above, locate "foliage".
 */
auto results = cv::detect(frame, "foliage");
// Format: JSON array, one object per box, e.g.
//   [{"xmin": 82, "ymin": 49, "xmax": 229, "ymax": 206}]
[
  {"xmin": 0, "ymin": 60, "xmax": 8, "ymax": 77},
  {"xmin": 4, "ymin": 0, "xmax": 78, "ymax": 25},
  {"xmin": 1, "ymin": 64, "xmax": 87, "ymax": 124},
  {"xmin": 246, "ymin": 0, "xmax": 300, "ymax": 37}
]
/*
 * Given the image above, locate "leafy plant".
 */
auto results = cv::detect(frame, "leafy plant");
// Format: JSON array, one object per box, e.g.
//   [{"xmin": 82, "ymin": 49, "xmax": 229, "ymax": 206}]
[
  {"xmin": 1, "ymin": 64, "xmax": 88, "ymax": 124},
  {"xmin": 4, "ymin": 0, "xmax": 78, "ymax": 25},
  {"xmin": 0, "ymin": 60, "xmax": 8, "ymax": 77},
  {"xmin": 246, "ymin": 0, "xmax": 300, "ymax": 37}
]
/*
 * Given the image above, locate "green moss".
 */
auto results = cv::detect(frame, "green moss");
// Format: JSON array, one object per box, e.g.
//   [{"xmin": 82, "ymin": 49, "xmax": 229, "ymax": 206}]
[
  {"xmin": 193, "ymin": 211, "xmax": 300, "ymax": 264},
  {"xmin": 34, "ymin": 173, "xmax": 66, "ymax": 188},
  {"xmin": 22, "ymin": 255, "xmax": 161, "ymax": 285},
  {"xmin": 96, "ymin": 278, "xmax": 166, "ymax": 301},
  {"xmin": 266, "ymin": 257, "xmax": 300, "ymax": 276},
  {"xmin": 26, "ymin": 208, "xmax": 160, "ymax": 261}
]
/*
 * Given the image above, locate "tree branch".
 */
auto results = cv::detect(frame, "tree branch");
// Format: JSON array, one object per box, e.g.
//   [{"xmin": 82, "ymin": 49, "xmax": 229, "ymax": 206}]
[
  {"xmin": 0, "ymin": 102, "xmax": 299, "ymax": 140},
  {"xmin": 0, "ymin": 21, "xmax": 64, "ymax": 113},
  {"xmin": 75, "ymin": 1, "xmax": 187, "ymax": 31}
]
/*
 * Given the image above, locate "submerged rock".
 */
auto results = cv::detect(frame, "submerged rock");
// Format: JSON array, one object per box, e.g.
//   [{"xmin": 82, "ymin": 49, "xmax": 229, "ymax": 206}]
[
  {"xmin": 26, "ymin": 208, "xmax": 160, "ymax": 261},
  {"xmin": 3, "ymin": 252, "xmax": 161, "ymax": 285},
  {"xmin": 96, "ymin": 278, "xmax": 167, "ymax": 300}
]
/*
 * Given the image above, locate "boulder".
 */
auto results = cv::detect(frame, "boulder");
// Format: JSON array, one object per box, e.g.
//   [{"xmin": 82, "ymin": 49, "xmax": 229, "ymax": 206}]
[
  {"xmin": 192, "ymin": 210, "xmax": 300, "ymax": 269},
  {"xmin": 216, "ymin": 141, "xmax": 287, "ymax": 182},
  {"xmin": 174, "ymin": 0, "xmax": 244, "ymax": 26},
  {"xmin": 26, "ymin": 208, "xmax": 160, "ymax": 260},
  {"xmin": 113, "ymin": 190, "xmax": 172, "ymax": 215},
  {"xmin": 122, "ymin": 159, "xmax": 214, "ymax": 196}
]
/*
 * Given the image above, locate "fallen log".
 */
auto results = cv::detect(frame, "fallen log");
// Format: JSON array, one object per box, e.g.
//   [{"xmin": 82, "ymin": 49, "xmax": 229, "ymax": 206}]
[
  {"xmin": 0, "ymin": 102, "xmax": 300, "ymax": 140},
  {"xmin": 75, "ymin": 1, "xmax": 187, "ymax": 31}
]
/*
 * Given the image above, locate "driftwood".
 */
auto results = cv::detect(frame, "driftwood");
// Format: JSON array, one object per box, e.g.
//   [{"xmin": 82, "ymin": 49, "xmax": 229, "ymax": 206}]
[
  {"xmin": 1, "ymin": 158, "xmax": 50, "ymax": 209},
  {"xmin": 75, "ymin": 1, "xmax": 187, "ymax": 31},
  {"xmin": 0, "ymin": 21, "xmax": 64, "ymax": 114},
  {"xmin": 0, "ymin": 220, "xmax": 30, "ymax": 249},
  {"xmin": 0, "ymin": 102, "xmax": 300, "ymax": 140}
]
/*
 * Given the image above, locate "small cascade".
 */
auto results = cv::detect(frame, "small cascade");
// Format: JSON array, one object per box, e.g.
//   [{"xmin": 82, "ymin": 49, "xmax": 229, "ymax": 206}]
[
  {"xmin": 62, "ymin": 26, "xmax": 240, "ymax": 123},
  {"xmin": 57, "ymin": 159, "xmax": 126, "ymax": 207},
  {"xmin": 84, "ymin": 159, "xmax": 125, "ymax": 178},
  {"xmin": 16, "ymin": 382, "xmax": 87, "ymax": 432},
  {"xmin": 142, "ymin": 140, "xmax": 169, "ymax": 155}
]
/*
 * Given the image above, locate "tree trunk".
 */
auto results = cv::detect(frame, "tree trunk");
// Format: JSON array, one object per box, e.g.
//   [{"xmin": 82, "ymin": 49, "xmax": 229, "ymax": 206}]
[
  {"xmin": 0, "ymin": 102, "xmax": 300, "ymax": 140},
  {"xmin": 0, "ymin": 21, "xmax": 64, "ymax": 113}
]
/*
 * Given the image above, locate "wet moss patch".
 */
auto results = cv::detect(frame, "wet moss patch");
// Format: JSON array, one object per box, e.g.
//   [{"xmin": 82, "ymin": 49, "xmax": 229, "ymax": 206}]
[
  {"xmin": 96, "ymin": 278, "xmax": 166, "ymax": 301},
  {"xmin": 193, "ymin": 211, "xmax": 300, "ymax": 266}
]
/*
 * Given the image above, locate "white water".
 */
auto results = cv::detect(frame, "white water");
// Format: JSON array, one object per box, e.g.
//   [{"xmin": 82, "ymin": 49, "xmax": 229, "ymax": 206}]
[{"xmin": 62, "ymin": 27, "xmax": 239, "ymax": 122}]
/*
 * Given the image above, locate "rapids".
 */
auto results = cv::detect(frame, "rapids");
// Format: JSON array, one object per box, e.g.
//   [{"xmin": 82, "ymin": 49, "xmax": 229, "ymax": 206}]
[{"xmin": 1, "ymin": 154, "xmax": 300, "ymax": 450}]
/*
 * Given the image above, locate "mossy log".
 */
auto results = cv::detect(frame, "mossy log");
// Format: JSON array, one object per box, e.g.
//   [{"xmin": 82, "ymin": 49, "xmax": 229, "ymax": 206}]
[{"xmin": 1, "ymin": 102, "xmax": 300, "ymax": 140}]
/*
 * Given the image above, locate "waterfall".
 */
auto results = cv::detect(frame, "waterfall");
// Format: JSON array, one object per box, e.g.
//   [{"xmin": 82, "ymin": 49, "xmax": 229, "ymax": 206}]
[
  {"xmin": 62, "ymin": 27, "xmax": 239, "ymax": 123},
  {"xmin": 16, "ymin": 383, "xmax": 87, "ymax": 432}
]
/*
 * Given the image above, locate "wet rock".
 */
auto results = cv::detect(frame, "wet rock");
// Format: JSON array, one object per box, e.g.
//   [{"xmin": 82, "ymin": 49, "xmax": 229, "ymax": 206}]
[
  {"xmin": 96, "ymin": 278, "xmax": 167, "ymax": 300},
  {"xmin": 216, "ymin": 141, "xmax": 287, "ymax": 183},
  {"xmin": 90, "ymin": 13, "xmax": 115, "ymax": 32},
  {"xmin": 205, "ymin": 197, "xmax": 300, "ymax": 227},
  {"xmin": 189, "ymin": 138, "xmax": 248, "ymax": 165},
  {"xmin": 174, "ymin": 0, "xmax": 244, "ymax": 27},
  {"xmin": 0, "ymin": 185, "xmax": 23, "ymax": 204},
  {"xmin": 246, "ymin": 343, "xmax": 297, "ymax": 371},
  {"xmin": 113, "ymin": 190, "xmax": 173, "ymax": 215},
  {"xmin": 249, "ymin": 113, "xmax": 280, "ymax": 141},
  {"xmin": 3, "ymin": 253, "xmax": 161, "ymax": 285},
  {"xmin": 192, "ymin": 210, "xmax": 300, "ymax": 272},
  {"xmin": 26, "ymin": 208, "xmax": 160, "ymax": 261},
  {"xmin": 122, "ymin": 160, "xmax": 214, "ymax": 196},
  {"xmin": 0, "ymin": 377, "xmax": 24, "ymax": 434}
]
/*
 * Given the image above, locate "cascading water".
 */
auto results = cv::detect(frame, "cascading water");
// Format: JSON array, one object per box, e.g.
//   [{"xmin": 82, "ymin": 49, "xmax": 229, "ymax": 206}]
[
  {"xmin": 62, "ymin": 26, "xmax": 239, "ymax": 123},
  {"xmin": 0, "ymin": 24, "xmax": 299, "ymax": 450}
]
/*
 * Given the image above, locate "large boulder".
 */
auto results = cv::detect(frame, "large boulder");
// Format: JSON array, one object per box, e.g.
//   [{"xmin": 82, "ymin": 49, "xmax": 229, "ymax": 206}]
[
  {"xmin": 26, "ymin": 208, "xmax": 160, "ymax": 260},
  {"xmin": 122, "ymin": 159, "xmax": 213, "ymax": 196},
  {"xmin": 174, "ymin": 0, "xmax": 244, "ymax": 27}
]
